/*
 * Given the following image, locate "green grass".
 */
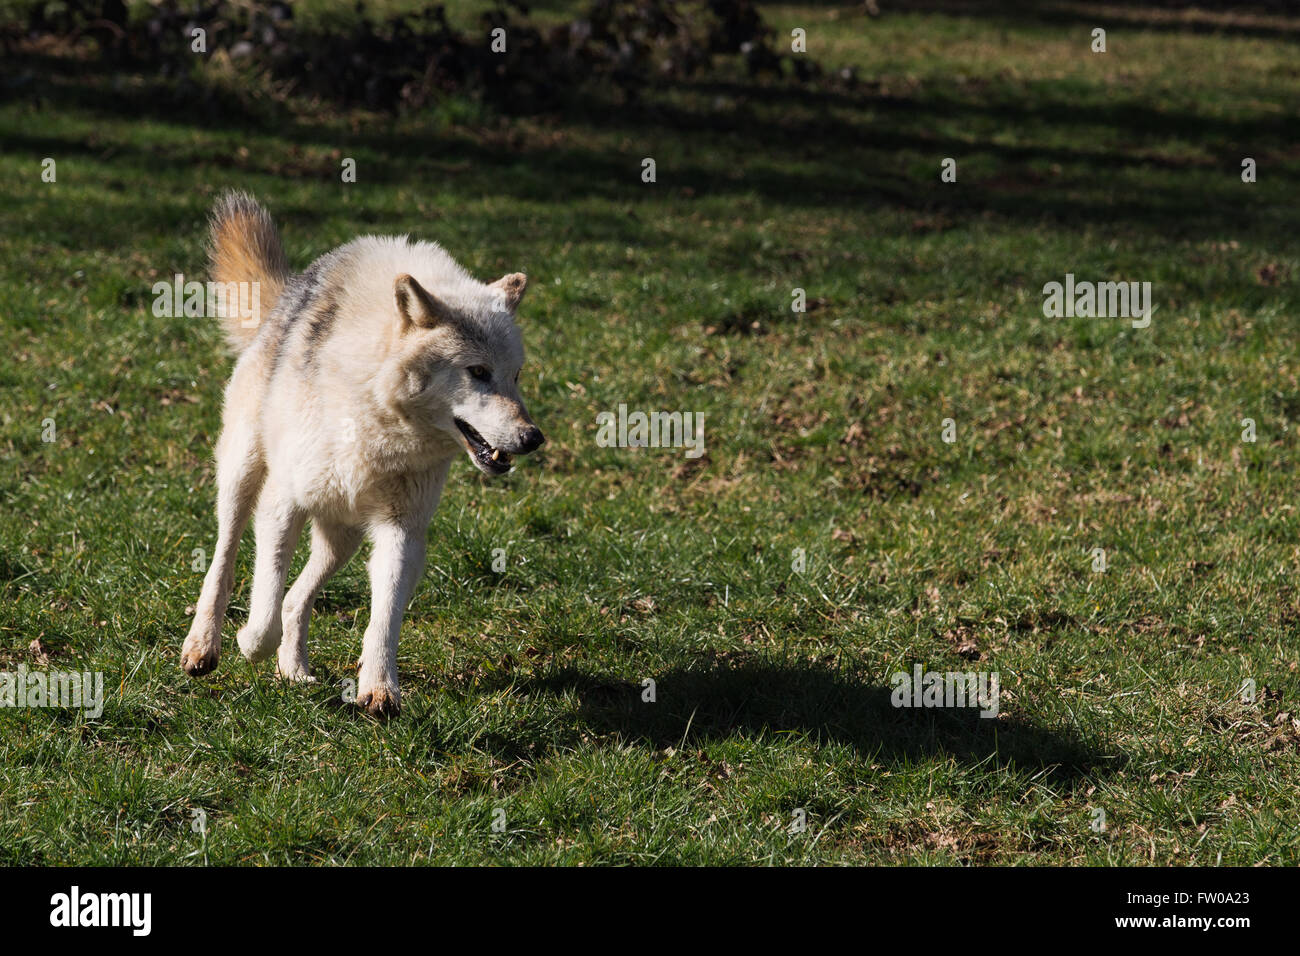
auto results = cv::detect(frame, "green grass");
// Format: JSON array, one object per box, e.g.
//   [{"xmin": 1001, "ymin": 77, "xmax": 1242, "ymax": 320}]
[{"xmin": 2, "ymin": 1, "xmax": 1299, "ymax": 864}]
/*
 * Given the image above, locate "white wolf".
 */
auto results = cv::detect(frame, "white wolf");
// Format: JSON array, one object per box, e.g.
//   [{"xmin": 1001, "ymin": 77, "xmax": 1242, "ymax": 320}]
[{"xmin": 180, "ymin": 192, "xmax": 544, "ymax": 716}]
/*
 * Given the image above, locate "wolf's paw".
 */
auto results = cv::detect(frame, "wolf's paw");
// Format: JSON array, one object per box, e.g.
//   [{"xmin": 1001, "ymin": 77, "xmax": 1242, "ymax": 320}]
[
  {"xmin": 181, "ymin": 638, "xmax": 220, "ymax": 677},
  {"xmin": 356, "ymin": 684, "xmax": 401, "ymax": 719},
  {"xmin": 236, "ymin": 624, "xmax": 281, "ymax": 664},
  {"xmin": 274, "ymin": 660, "xmax": 316, "ymax": 683}
]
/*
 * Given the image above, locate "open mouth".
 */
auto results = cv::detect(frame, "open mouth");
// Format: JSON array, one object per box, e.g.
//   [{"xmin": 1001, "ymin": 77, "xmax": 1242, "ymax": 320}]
[{"xmin": 454, "ymin": 417, "xmax": 513, "ymax": 475}]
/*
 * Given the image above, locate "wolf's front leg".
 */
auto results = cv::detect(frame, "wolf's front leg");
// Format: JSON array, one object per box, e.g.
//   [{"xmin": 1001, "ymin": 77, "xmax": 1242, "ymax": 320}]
[
  {"xmin": 277, "ymin": 519, "xmax": 363, "ymax": 682},
  {"xmin": 356, "ymin": 521, "xmax": 428, "ymax": 717},
  {"xmin": 235, "ymin": 486, "xmax": 307, "ymax": 664}
]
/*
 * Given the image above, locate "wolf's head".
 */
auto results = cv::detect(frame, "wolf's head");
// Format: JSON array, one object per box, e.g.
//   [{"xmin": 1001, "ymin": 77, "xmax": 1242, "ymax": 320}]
[{"xmin": 387, "ymin": 271, "xmax": 544, "ymax": 476}]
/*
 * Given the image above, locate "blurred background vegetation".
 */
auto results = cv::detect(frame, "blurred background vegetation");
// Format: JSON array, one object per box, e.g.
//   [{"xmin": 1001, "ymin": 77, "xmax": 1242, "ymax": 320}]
[{"xmin": 2, "ymin": 0, "xmax": 831, "ymax": 115}]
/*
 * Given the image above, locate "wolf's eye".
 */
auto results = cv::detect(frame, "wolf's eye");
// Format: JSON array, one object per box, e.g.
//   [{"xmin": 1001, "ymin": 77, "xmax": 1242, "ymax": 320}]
[{"xmin": 467, "ymin": 365, "xmax": 491, "ymax": 382}]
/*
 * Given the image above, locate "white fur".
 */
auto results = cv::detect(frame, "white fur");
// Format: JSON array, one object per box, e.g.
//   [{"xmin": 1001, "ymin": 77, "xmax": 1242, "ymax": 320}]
[{"xmin": 181, "ymin": 219, "xmax": 540, "ymax": 716}]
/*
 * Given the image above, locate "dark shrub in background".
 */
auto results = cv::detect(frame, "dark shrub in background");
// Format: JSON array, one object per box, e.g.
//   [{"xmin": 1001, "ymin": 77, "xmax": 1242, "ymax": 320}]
[{"xmin": 6, "ymin": 0, "xmax": 826, "ymax": 113}]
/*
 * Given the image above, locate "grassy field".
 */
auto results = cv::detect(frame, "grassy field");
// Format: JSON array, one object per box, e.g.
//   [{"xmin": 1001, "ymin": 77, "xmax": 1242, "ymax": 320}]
[{"xmin": 2, "ymin": 1, "xmax": 1299, "ymax": 865}]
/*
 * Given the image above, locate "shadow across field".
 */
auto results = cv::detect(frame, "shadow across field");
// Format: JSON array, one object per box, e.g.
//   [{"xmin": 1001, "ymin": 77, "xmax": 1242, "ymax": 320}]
[
  {"xmin": 471, "ymin": 659, "xmax": 1122, "ymax": 789},
  {"xmin": 8, "ymin": 30, "xmax": 1299, "ymax": 254},
  {"xmin": 906, "ymin": 0, "xmax": 1300, "ymax": 44}
]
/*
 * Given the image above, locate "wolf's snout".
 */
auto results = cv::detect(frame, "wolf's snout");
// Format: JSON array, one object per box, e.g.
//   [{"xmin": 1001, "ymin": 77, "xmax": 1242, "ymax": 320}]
[{"xmin": 516, "ymin": 426, "xmax": 545, "ymax": 454}]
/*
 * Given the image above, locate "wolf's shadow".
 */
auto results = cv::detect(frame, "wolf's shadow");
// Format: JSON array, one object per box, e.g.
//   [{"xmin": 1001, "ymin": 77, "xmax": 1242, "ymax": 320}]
[{"xmin": 468, "ymin": 659, "xmax": 1121, "ymax": 788}]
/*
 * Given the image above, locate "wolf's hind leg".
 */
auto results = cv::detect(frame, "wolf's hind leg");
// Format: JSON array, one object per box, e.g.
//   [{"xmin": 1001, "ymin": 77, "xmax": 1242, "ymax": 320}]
[
  {"xmin": 276, "ymin": 519, "xmax": 363, "ymax": 682},
  {"xmin": 235, "ymin": 486, "xmax": 306, "ymax": 664},
  {"xmin": 181, "ymin": 423, "xmax": 264, "ymax": 676}
]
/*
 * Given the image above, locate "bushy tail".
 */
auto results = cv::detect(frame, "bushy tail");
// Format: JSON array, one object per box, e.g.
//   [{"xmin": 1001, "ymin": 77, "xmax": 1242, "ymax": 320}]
[{"xmin": 208, "ymin": 191, "xmax": 288, "ymax": 354}]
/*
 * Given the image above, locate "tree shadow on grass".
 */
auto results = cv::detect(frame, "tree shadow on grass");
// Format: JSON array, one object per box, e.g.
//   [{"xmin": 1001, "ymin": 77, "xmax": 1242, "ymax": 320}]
[
  {"xmin": 469, "ymin": 658, "xmax": 1123, "ymax": 790},
  {"xmin": 905, "ymin": 0, "xmax": 1300, "ymax": 44},
  {"xmin": 9, "ymin": 40, "xmax": 1298, "ymax": 249}
]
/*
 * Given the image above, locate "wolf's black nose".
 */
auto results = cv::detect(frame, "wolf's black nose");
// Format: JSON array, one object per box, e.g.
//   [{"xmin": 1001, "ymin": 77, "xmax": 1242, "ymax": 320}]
[{"xmin": 518, "ymin": 426, "xmax": 545, "ymax": 453}]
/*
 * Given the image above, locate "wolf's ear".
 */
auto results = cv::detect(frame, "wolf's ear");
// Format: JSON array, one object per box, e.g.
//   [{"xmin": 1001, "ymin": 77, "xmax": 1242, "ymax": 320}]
[
  {"xmin": 394, "ymin": 274, "xmax": 454, "ymax": 330},
  {"xmin": 488, "ymin": 272, "xmax": 527, "ymax": 312}
]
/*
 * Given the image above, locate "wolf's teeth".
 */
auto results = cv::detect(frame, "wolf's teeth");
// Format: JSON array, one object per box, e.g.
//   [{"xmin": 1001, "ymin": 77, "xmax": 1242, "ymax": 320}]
[{"xmin": 491, "ymin": 449, "xmax": 500, "ymax": 461}]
